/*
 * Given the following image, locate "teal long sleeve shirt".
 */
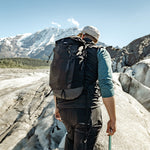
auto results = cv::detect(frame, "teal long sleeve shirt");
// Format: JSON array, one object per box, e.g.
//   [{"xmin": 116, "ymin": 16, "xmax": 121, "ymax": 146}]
[{"xmin": 97, "ymin": 48, "xmax": 114, "ymax": 98}]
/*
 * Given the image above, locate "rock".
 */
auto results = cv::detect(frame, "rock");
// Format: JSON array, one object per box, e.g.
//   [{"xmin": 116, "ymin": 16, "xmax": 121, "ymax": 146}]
[
  {"xmin": 0, "ymin": 69, "xmax": 150, "ymax": 150},
  {"xmin": 106, "ymin": 46, "xmax": 125, "ymax": 72},
  {"xmin": 119, "ymin": 73, "xmax": 150, "ymax": 111},
  {"xmin": 124, "ymin": 34, "xmax": 150, "ymax": 66},
  {"xmin": 106, "ymin": 34, "xmax": 150, "ymax": 72},
  {"xmin": 124, "ymin": 58, "xmax": 150, "ymax": 88},
  {"xmin": 0, "ymin": 69, "xmax": 66, "ymax": 150}
]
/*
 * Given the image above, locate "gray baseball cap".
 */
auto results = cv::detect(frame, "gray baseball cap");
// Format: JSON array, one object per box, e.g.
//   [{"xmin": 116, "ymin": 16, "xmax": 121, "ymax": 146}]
[{"xmin": 80, "ymin": 26, "xmax": 100, "ymax": 41}]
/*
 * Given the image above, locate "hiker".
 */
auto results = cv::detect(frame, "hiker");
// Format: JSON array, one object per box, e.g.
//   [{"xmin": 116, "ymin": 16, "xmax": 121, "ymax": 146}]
[{"xmin": 51, "ymin": 26, "xmax": 116, "ymax": 150}]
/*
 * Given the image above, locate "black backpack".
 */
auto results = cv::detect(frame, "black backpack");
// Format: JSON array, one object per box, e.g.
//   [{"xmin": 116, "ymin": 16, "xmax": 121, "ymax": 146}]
[{"xmin": 49, "ymin": 36, "xmax": 87, "ymax": 100}]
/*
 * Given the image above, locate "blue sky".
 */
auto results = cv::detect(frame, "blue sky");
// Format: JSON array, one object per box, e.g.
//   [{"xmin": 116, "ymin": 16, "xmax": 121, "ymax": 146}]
[{"xmin": 0, "ymin": 0, "xmax": 150, "ymax": 47}]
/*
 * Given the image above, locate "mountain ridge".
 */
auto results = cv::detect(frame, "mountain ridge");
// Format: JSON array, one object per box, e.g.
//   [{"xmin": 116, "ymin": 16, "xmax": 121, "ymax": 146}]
[
  {"xmin": 0, "ymin": 27, "xmax": 149, "ymax": 66},
  {"xmin": 0, "ymin": 27, "xmax": 107, "ymax": 60}
]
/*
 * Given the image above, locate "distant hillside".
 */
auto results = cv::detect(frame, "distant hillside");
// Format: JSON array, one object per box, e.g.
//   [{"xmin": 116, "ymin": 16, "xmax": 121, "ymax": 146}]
[
  {"xmin": 0, "ymin": 58, "xmax": 50, "ymax": 69},
  {"xmin": 0, "ymin": 27, "xmax": 107, "ymax": 60}
]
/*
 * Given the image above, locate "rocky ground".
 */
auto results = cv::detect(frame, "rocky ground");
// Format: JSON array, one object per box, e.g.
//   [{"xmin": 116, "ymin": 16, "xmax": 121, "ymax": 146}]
[
  {"xmin": 0, "ymin": 67, "xmax": 150, "ymax": 150},
  {"xmin": 0, "ymin": 68, "xmax": 66, "ymax": 150}
]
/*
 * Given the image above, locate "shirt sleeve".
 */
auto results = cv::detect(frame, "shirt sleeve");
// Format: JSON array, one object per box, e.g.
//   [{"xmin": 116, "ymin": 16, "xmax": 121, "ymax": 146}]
[{"xmin": 97, "ymin": 48, "xmax": 114, "ymax": 98}]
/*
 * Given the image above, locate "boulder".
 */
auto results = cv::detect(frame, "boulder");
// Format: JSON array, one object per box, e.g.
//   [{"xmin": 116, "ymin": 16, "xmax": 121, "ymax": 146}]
[
  {"xmin": 106, "ymin": 46, "xmax": 126, "ymax": 72},
  {"xmin": 124, "ymin": 34, "xmax": 150, "ymax": 66},
  {"xmin": 123, "ymin": 58, "xmax": 150, "ymax": 88},
  {"xmin": 119, "ymin": 73, "xmax": 150, "ymax": 111}
]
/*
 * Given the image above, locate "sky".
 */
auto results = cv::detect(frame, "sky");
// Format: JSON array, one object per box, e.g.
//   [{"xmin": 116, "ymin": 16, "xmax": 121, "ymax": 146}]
[{"xmin": 0, "ymin": 0, "xmax": 150, "ymax": 47}]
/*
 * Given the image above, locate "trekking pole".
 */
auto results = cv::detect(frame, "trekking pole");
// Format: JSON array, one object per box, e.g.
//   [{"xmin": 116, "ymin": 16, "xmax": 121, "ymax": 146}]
[
  {"xmin": 108, "ymin": 128, "xmax": 112, "ymax": 150},
  {"xmin": 108, "ymin": 135, "xmax": 111, "ymax": 150}
]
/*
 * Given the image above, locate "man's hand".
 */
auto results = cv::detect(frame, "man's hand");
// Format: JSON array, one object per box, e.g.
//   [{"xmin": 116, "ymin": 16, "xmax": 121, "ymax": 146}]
[
  {"xmin": 53, "ymin": 95, "xmax": 62, "ymax": 121},
  {"xmin": 55, "ymin": 107, "xmax": 62, "ymax": 121},
  {"xmin": 106, "ymin": 120, "xmax": 116, "ymax": 136}
]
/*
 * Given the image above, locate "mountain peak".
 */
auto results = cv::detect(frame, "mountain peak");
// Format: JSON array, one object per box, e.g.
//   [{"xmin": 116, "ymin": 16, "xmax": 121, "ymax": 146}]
[{"xmin": 0, "ymin": 27, "xmax": 81, "ymax": 59}]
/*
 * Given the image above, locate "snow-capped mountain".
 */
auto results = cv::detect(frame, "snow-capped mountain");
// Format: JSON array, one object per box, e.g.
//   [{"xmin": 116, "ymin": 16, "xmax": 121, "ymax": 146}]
[{"xmin": 0, "ymin": 27, "xmax": 107, "ymax": 60}]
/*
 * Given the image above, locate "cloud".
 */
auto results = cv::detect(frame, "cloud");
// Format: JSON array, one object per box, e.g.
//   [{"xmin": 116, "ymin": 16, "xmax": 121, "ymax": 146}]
[
  {"xmin": 67, "ymin": 18, "xmax": 79, "ymax": 27},
  {"xmin": 51, "ymin": 21, "xmax": 61, "ymax": 28}
]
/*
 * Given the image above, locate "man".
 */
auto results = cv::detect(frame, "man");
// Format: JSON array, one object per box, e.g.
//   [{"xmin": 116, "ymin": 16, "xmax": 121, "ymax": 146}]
[{"xmin": 53, "ymin": 26, "xmax": 116, "ymax": 150}]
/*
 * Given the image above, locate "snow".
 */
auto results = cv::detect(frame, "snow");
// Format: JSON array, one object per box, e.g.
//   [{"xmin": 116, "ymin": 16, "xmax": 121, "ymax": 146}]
[
  {"xmin": 17, "ymin": 33, "xmax": 32, "ymax": 47},
  {"xmin": 140, "ymin": 58, "xmax": 150, "ymax": 66},
  {"xmin": 124, "ymin": 58, "xmax": 150, "ymax": 88},
  {"xmin": 0, "ymin": 36, "xmax": 16, "ymax": 40},
  {"xmin": 0, "ymin": 72, "xmax": 47, "ymax": 91},
  {"xmin": 4, "ymin": 39, "xmax": 12, "ymax": 47},
  {"xmin": 46, "ymin": 34, "xmax": 55, "ymax": 46},
  {"xmin": 24, "ymin": 28, "xmax": 57, "ymax": 53},
  {"xmin": 0, "ymin": 37, "xmax": 6, "ymax": 41}
]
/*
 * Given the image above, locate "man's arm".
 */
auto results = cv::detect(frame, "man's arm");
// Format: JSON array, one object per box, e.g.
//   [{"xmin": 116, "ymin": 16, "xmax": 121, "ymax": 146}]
[
  {"xmin": 97, "ymin": 48, "xmax": 116, "ymax": 135},
  {"xmin": 103, "ymin": 96, "xmax": 116, "ymax": 135},
  {"xmin": 54, "ymin": 96, "xmax": 61, "ymax": 121}
]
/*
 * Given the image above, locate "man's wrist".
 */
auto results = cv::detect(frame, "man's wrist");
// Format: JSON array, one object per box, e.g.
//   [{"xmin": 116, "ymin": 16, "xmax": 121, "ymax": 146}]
[{"xmin": 110, "ymin": 118, "xmax": 116, "ymax": 122}]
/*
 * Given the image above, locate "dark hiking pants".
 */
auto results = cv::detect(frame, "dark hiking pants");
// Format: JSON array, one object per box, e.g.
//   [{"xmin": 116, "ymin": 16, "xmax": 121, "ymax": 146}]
[{"xmin": 58, "ymin": 107, "xmax": 102, "ymax": 150}]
